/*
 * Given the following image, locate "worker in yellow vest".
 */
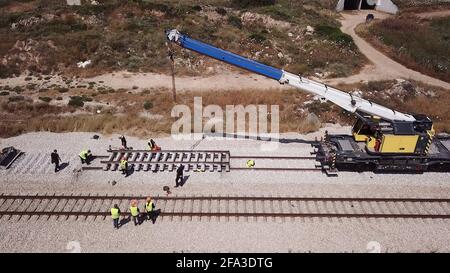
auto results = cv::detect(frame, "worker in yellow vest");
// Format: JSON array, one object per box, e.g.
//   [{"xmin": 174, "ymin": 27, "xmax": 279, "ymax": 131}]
[
  {"xmin": 246, "ymin": 159, "xmax": 255, "ymax": 168},
  {"xmin": 79, "ymin": 149, "xmax": 92, "ymax": 165},
  {"xmin": 110, "ymin": 204, "xmax": 121, "ymax": 229},
  {"xmin": 130, "ymin": 200, "xmax": 140, "ymax": 226},
  {"xmin": 120, "ymin": 157, "xmax": 128, "ymax": 176},
  {"xmin": 145, "ymin": 197, "xmax": 155, "ymax": 223}
]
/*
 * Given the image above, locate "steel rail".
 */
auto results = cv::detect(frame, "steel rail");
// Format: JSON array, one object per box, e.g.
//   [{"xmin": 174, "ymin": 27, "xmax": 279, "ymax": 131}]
[
  {"xmin": 0, "ymin": 194, "xmax": 450, "ymax": 219},
  {"xmin": 2, "ymin": 194, "xmax": 450, "ymax": 202}
]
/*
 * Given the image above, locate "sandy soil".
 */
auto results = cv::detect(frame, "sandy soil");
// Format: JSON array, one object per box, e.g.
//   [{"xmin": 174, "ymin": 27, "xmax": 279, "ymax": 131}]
[
  {"xmin": 326, "ymin": 10, "xmax": 450, "ymax": 90},
  {"xmin": 87, "ymin": 70, "xmax": 286, "ymax": 92},
  {"xmin": 0, "ymin": 70, "xmax": 287, "ymax": 93},
  {"xmin": 1, "ymin": 129, "xmax": 450, "ymax": 252}
]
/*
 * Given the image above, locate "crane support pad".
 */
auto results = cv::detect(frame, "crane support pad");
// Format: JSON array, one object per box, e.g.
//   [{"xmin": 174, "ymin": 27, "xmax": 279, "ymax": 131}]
[{"xmin": 180, "ymin": 35, "xmax": 283, "ymax": 80}]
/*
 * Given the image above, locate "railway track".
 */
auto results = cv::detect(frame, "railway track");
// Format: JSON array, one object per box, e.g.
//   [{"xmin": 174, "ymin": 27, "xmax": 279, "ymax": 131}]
[
  {"xmin": 80, "ymin": 150, "xmax": 323, "ymax": 173},
  {"xmin": 89, "ymin": 150, "xmax": 231, "ymax": 172},
  {"xmin": 1, "ymin": 194, "xmax": 450, "ymax": 221},
  {"xmin": 229, "ymin": 155, "xmax": 322, "ymax": 172}
]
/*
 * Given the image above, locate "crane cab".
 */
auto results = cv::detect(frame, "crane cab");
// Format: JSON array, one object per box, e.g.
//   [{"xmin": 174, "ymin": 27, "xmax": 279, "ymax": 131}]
[{"xmin": 352, "ymin": 115, "xmax": 434, "ymax": 155}]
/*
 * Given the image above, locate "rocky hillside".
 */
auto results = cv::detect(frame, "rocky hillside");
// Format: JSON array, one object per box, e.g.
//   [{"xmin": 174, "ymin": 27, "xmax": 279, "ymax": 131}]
[
  {"xmin": 0, "ymin": 0, "xmax": 364, "ymax": 79},
  {"xmin": 392, "ymin": 0, "xmax": 450, "ymax": 8}
]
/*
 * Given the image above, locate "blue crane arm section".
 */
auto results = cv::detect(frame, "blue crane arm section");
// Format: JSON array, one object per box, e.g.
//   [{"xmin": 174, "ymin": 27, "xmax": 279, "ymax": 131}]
[
  {"xmin": 166, "ymin": 29, "xmax": 417, "ymax": 122},
  {"xmin": 176, "ymin": 34, "xmax": 283, "ymax": 81}
]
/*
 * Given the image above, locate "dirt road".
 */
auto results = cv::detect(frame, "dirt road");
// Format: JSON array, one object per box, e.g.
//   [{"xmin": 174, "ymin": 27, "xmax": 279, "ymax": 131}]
[
  {"xmin": 325, "ymin": 10, "xmax": 450, "ymax": 90},
  {"xmin": 88, "ymin": 70, "xmax": 286, "ymax": 92}
]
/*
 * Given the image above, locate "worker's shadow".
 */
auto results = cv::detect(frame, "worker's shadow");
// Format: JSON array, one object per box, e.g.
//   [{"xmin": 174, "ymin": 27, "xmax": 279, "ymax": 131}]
[
  {"xmin": 180, "ymin": 175, "xmax": 190, "ymax": 187},
  {"xmin": 119, "ymin": 216, "xmax": 131, "ymax": 227},
  {"xmin": 148, "ymin": 209, "xmax": 162, "ymax": 224},
  {"xmin": 204, "ymin": 132, "xmax": 318, "ymax": 144},
  {"xmin": 58, "ymin": 162, "xmax": 69, "ymax": 171},
  {"xmin": 125, "ymin": 165, "xmax": 135, "ymax": 177},
  {"xmin": 136, "ymin": 214, "xmax": 145, "ymax": 225}
]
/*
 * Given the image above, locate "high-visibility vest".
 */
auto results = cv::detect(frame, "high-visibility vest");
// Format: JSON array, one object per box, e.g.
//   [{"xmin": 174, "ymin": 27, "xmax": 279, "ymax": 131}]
[
  {"xmin": 145, "ymin": 201, "xmax": 154, "ymax": 212},
  {"xmin": 111, "ymin": 208, "xmax": 120, "ymax": 219},
  {"xmin": 120, "ymin": 159, "xmax": 127, "ymax": 170},
  {"xmin": 246, "ymin": 160, "xmax": 255, "ymax": 168},
  {"xmin": 130, "ymin": 206, "xmax": 139, "ymax": 217},
  {"xmin": 79, "ymin": 150, "xmax": 88, "ymax": 159}
]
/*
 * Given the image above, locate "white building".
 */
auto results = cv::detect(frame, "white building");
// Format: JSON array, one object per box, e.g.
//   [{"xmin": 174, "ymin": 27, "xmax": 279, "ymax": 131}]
[{"xmin": 336, "ymin": 0, "xmax": 399, "ymax": 14}]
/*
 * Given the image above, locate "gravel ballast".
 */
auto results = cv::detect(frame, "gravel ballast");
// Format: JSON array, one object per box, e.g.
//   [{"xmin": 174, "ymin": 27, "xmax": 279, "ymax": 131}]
[{"xmin": 1, "ymin": 128, "xmax": 450, "ymax": 252}]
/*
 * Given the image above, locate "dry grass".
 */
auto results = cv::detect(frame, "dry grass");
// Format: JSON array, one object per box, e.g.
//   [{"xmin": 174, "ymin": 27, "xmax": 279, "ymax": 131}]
[
  {"xmin": 356, "ymin": 15, "xmax": 450, "ymax": 83},
  {"xmin": 393, "ymin": 1, "xmax": 450, "ymax": 13},
  {"xmin": 2, "ymin": 78, "xmax": 449, "ymax": 138},
  {"xmin": 0, "ymin": 87, "xmax": 351, "ymax": 138}
]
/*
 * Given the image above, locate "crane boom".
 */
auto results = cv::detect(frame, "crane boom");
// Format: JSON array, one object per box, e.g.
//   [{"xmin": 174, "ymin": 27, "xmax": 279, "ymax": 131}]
[{"xmin": 166, "ymin": 29, "xmax": 415, "ymax": 122}]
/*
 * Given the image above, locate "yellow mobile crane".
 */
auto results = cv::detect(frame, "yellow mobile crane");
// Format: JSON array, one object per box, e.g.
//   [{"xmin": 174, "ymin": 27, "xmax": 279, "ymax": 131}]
[{"xmin": 166, "ymin": 29, "xmax": 450, "ymax": 173}]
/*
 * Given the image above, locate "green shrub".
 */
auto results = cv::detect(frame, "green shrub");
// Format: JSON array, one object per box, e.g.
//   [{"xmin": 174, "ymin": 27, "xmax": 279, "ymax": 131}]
[
  {"xmin": 24, "ymin": 77, "xmax": 32, "ymax": 81},
  {"xmin": 57, "ymin": 87, "xmax": 69, "ymax": 93},
  {"xmin": 39, "ymin": 96, "xmax": 52, "ymax": 103},
  {"xmin": 287, "ymin": 63, "xmax": 309, "ymax": 75},
  {"xmin": 259, "ymin": 5, "xmax": 292, "ymax": 21},
  {"xmin": 0, "ymin": 12, "xmax": 20, "ymax": 28},
  {"xmin": 56, "ymin": 97, "xmax": 63, "ymax": 101},
  {"xmin": 316, "ymin": 25, "xmax": 354, "ymax": 47},
  {"xmin": 12, "ymin": 86, "xmax": 23, "ymax": 93},
  {"xmin": 68, "ymin": 96, "xmax": 84, "ymax": 107},
  {"xmin": 36, "ymin": 18, "xmax": 87, "ymax": 35},
  {"xmin": 8, "ymin": 95, "xmax": 25, "ymax": 102},
  {"xmin": 306, "ymin": 101, "xmax": 332, "ymax": 114},
  {"xmin": 249, "ymin": 32, "xmax": 266, "ymax": 43},
  {"xmin": 231, "ymin": 0, "xmax": 276, "ymax": 8},
  {"xmin": 216, "ymin": 7, "xmax": 227, "ymax": 15},
  {"xmin": 26, "ymin": 83, "xmax": 37, "ymax": 90},
  {"xmin": 0, "ymin": 64, "xmax": 20, "ymax": 78},
  {"xmin": 82, "ymin": 96, "xmax": 93, "ymax": 102},
  {"xmin": 143, "ymin": 101, "xmax": 153, "ymax": 110},
  {"xmin": 366, "ymin": 80, "xmax": 394, "ymax": 92},
  {"xmin": 0, "ymin": 91, "xmax": 10, "ymax": 96},
  {"xmin": 228, "ymin": 15, "xmax": 242, "ymax": 29}
]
